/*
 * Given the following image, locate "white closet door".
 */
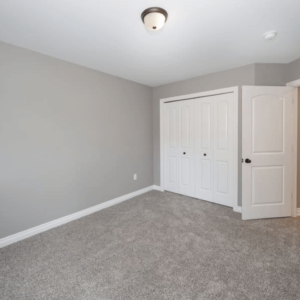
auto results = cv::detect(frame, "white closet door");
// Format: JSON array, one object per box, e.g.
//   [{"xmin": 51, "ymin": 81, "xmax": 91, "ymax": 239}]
[
  {"xmin": 195, "ymin": 97, "xmax": 213, "ymax": 201},
  {"xmin": 178, "ymin": 100, "xmax": 195, "ymax": 197},
  {"xmin": 164, "ymin": 100, "xmax": 195, "ymax": 197},
  {"xmin": 164, "ymin": 102, "xmax": 179, "ymax": 193},
  {"xmin": 213, "ymin": 93, "xmax": 234, "ymax": 207}
]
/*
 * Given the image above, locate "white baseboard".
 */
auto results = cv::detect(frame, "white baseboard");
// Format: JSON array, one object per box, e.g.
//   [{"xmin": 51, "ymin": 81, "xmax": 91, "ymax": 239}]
[
  {"xmin": 0, "ymin": 185, "xmax": 155, "ymax": 249},
  {"xmin": 297, "ymin": 208, "xmax": 300, "ymax": 216},
  {"xmin": 153, "ymin": 185, "xmax": 163, "ymax": 191},
  {"xmin": 233, "ymin": 206, "xmax": 242, "ymax": 213}
]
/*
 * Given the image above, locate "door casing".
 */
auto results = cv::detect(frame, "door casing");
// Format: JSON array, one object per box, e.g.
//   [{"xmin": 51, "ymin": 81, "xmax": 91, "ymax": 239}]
[{"xmin": 286, "ymin": 79, "xmax": 300, "ymax": 217}]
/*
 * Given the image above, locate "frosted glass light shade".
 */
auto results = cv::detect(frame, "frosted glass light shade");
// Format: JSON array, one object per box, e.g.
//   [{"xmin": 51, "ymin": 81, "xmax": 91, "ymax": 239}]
[{"xmin": 144, "ymin": 12, "xmax": 166, "ymax": 31}]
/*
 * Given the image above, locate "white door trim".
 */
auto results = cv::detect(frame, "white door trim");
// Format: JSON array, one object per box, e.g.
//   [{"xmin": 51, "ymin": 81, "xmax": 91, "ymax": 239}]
[
  {"xmin": 287, "ymin": 79, "xmax": 300, "ymax": 88},
  {"xmin": 286, "ymin": 79, "xmax": 300, "ymax": 217},
  {"xmin": 160, "ymin": 86, "xmax": 239, "ymax": 212}
]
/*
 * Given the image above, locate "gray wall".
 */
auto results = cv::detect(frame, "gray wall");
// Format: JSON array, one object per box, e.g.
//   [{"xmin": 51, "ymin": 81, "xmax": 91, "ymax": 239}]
[
  {"xmin": 254, "ymin": 63, "xmax": 288, "ymax": 86},
  {"xmin": 153, "ymin": 64, "xmax": 256, "ymax": 206},
  {"xmin": 287, "ymin": 57, "xmax": 300, "ymax": 83},
  {"xmin": 0, "ymin": 42, "xmax": 153, "ymax": 239}
]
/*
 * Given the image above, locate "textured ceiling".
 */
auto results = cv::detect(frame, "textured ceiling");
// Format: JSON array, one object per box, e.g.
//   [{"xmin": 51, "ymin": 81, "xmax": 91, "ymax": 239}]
[{"xmin": 0, "ymin": 0, "xmax": 299, "ymax": 87}]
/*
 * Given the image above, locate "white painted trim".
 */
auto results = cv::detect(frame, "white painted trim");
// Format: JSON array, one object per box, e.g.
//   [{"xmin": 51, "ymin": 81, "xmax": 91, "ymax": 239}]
[
  {"xmin": 286, "ymin": 78, "xmax": 300, "ymax": 218},
  {"xmin": 160, "ymin": 86, "xmax": 239, "ymax": 212},
  {"xmin": 160, "ymin": 86, "xmax": 238, "ymax": 103},
  {"xmin": 292, "ymin": 87, "xmax": 298, "ymax": 217},
  {"xmin": 297, "ymin": 208, "xmax": 300, "ymax": 216},
  {"xmin": 160, "ymin": 99, "xmax": 165, "ymax": 193},
  {"xmin": 153, "ymin": 185, "xmax": 163, "ymax": 191},
  {"xmin": 232, "ymin": 87, "xmax": 239, "ymax": 213},
  {"xmin": 0, "ymin": 186, "xmax": 155, "ymax": 248},
  {"xmin": 287, "ymin": 79, "xmax": 300, "ymax": 88},
  {"xmin": 233, "ymin": 206, "xmax": 242, "ymax": 213}
]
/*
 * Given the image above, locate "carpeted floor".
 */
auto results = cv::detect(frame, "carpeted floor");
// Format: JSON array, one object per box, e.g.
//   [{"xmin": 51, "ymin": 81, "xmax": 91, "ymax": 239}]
[{"xmin": 0, "ymin": 191, "xmax": 300, "ymax": 300}]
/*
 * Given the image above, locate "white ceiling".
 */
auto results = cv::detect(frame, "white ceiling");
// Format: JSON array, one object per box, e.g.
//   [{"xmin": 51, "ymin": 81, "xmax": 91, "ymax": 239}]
[{"xmin": 0, "ymin": 0, "xmax": 300, "ymax": 87}]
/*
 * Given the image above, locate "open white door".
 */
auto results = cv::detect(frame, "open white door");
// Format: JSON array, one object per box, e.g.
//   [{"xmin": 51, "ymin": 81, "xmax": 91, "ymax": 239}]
[{"xmin": 242, "ymin": 86, "xmax": 295, "ymax": 220}]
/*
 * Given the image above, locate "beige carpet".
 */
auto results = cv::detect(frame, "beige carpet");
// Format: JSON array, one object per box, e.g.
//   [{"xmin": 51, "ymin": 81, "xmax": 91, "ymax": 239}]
[{"xmin": 1, "ymin": 191, "xmax": 299, "ymax": 299}]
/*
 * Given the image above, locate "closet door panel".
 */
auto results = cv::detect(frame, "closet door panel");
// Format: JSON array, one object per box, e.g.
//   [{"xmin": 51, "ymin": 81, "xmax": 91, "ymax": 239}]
[
  {"xmin": 178, "ymin": 100, "xmax": 195, "ymax": 197},
  {"xmin": 195, "ymin": 97, "xmax": 213, "ymax": 201},
  {"xmin": 164, "ymin": 103, "xmax": 179, "ymax": 193},
  {"xmin": 213, "ymin": 93, "xmax": 234, "ymax": 207},
  {"xmin": 201, "ymin": 159, "xmax": 211, "ymax": 190}
]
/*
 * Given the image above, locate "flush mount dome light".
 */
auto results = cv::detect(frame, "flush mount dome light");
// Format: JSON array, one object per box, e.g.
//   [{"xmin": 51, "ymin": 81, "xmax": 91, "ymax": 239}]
[{"xmin": 141, "ymin": 7, "xmax": 168, "ymax": 31}]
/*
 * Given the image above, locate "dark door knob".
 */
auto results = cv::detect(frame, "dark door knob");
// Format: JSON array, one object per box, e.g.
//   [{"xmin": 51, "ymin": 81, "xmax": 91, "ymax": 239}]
[
  {"xmin": 204, "ymin": 153, "xmax": 207, "ymax": 156},
  {"xmin": 183, "ymin": 152, "xmax": 186, "ymax": 155},
  {"xmin": 245, "ymin": 158, "xmax": 251, "ymax": 163}
]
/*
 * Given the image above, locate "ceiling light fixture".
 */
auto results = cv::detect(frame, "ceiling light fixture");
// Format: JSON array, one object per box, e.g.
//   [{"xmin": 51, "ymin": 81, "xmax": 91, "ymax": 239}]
[
  {"xmin": 141, "ymin": 7, "xmax": 168, "ymax": 31},
  {"xmin": 264, "ymin": 31, "xmax": 277, "ymax": 41}
]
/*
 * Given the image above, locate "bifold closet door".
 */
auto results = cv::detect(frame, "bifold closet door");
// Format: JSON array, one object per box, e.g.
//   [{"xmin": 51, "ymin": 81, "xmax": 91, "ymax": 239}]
[
  {"xmin": 164, "ymin": 93, "xmax": 234, "ymax": 206},
  {"xmin": 164, "ymin": 100, "xmax": 195, "ymax": 197},
  {"xmin": 195, "ymin": 97, "xmax": 213, "ymax": 201},
  {"xmin": 213, "ymin": 93, "xmax": 234, "ymax": 207}
]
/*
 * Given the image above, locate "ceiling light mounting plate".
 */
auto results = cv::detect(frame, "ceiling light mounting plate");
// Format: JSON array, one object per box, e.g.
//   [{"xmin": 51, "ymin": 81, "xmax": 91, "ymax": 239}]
[{"xmin": 264, "ymin": 31, "xmax": 277, "ymax": 41}]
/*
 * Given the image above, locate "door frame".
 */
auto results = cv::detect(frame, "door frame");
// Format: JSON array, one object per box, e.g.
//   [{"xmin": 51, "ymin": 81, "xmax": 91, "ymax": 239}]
[
  {"xmin": 286, "ymin": 79, "xmax": 300, "ymax": 217},
  {"xmin": 160, "ymin": 86, "xmax": 239, "ymax": 212}
]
